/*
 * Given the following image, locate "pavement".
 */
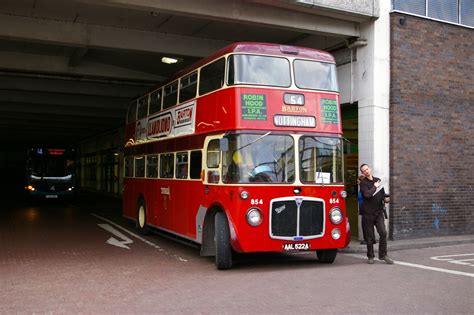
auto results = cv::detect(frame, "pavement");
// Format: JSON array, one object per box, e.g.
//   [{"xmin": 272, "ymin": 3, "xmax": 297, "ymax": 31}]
[{"xmin": 341, "ymin": 234, "xmax": 474, "ymax": 254}]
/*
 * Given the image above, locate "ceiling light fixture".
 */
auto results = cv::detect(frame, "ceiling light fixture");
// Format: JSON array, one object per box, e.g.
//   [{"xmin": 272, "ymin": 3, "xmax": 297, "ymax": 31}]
[{"xmin": 161, "ymin": 57, "xmax": 179, "ymax": 64}]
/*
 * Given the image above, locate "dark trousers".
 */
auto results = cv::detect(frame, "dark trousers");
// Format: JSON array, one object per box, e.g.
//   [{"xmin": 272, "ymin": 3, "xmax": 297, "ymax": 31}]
[{"xmin": 362, "ymin": 213, "xmax": 388, "ymax": 259}]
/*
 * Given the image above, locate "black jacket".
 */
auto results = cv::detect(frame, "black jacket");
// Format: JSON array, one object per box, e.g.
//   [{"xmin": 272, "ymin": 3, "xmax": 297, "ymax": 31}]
[{"xmin": 359, "ymin": 176, "xmax": 386, "ymax": 216}]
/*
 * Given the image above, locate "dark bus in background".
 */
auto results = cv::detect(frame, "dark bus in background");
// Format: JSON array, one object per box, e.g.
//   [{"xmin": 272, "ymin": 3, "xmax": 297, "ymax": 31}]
[{"xmin": 25, "ymin": 148, "xmax": 76, "ymax": 199}]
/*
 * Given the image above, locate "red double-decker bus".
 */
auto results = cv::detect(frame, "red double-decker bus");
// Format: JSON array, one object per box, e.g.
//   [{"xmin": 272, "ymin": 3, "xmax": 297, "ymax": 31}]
[{"xmin": 123, "ymin": 42, "xmax": 350, "ymax": 269}]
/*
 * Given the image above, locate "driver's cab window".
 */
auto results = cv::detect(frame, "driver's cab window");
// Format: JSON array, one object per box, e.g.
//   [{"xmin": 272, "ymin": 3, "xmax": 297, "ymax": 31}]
[
  {"xmin": 206, "ymin": 139, "xmax": 220, "ymax": 183},
  {"xmin": 299, "ymin": 136, "xmax": 343, "ymax": 184}
]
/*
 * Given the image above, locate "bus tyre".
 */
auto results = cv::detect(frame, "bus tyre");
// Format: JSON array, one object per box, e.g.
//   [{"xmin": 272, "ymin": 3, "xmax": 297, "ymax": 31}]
[
  {"xmin": 215, "ymin": 212, "xmax": 233, "ymax": 270},
  {"xmin": 316, "ymin": 249, "xmax": 338, "ymax": 263},
  {"xmin": 136, "ymin": 199, "xmax": 149, "ymax": 235}
]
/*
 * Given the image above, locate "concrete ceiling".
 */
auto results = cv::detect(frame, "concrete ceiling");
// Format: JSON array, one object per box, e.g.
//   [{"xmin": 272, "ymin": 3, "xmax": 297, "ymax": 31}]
[{"xmin": 0, "ymin": 0, "xmax": 374, "ymax": 149}]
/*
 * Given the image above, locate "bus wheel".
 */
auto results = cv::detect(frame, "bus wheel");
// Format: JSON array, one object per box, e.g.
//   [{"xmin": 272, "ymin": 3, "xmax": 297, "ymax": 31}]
[
  {"xmin": 136, "ymin": 199, "xmax": 149, "ymax": 235},
  {"xmin": 316, "ymin": 249, "xmax": 338, "ymax": 263},
  {"xmin": 214, "ymin": 212, "xmax": 233, "ymax": 270}
]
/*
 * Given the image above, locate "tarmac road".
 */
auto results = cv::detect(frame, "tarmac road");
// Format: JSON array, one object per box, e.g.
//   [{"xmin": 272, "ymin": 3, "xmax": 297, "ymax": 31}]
[{"xmin": 1, "ymin": 193, "xmax": 473, "ymax": 314}]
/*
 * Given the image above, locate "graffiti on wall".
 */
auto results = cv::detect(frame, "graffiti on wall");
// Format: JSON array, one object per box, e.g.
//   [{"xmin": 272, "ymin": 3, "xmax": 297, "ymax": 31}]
[{"xmin": 432, "ymin": 203, "xmax": 447, "ymax": 230}]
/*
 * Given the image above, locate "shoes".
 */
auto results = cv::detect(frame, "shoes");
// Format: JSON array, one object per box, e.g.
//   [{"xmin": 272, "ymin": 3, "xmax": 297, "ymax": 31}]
[
  {"xmin": 380, "ymin": 256, "xmax": 395, "ymax": 264},
  {"xmin": 367, "ymin": 258, "xmax": 374, "ymax": 264}
]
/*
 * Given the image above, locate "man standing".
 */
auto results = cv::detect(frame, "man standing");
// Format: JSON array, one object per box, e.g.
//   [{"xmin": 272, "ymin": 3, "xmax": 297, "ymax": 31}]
[{"xmin": 359, "ymin": 164, "xmax": 394, "ymax": 265}]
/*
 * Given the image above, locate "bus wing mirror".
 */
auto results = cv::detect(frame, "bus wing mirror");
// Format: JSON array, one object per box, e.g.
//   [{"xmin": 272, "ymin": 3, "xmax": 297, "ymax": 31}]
[{"xmin": 219, "ymin": 138, "xmax": 229, "ymax": 152}]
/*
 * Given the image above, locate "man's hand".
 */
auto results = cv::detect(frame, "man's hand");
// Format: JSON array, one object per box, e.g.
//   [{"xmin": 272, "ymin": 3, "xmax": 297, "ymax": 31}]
[
  {"xmin": 384, "ymin": 197, "xmax": 390, "ymax": 203},
  {"xmin": 374, "ymin": 181, "xmax": 381, "ymax": 188}
]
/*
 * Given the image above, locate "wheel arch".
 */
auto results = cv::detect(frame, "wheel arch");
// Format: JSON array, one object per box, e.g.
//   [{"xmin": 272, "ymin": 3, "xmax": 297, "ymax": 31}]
[
  {"xmin": 136, "ymin": 193, "xmax": 145, "ymax": 205},
  {"xmin": 200, "ymin": 203, "xmax": 230, "ymax": 257}
]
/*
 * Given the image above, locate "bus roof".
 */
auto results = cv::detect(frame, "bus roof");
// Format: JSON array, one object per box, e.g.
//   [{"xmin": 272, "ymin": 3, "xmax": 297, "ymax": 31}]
[
  {"xmin": 172, "ymin": 42, "xmax": 336, "ymax": 82},
  {"xmin": 129, "ymin": 42, "xmax": 338, "ymax": 106}
]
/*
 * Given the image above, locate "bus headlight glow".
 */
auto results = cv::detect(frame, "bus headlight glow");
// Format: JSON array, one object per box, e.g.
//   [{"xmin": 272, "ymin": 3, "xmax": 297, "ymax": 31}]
[
  {"xmin": 329, "ymin": 207, "xmax": 343, "ymax": 224},
  {"xmin": 331, "ymin": 228, "xmax": 341, "ymax": 240},
  {"xmin": 246, "ymin": 208, "xmax": 263, "ymax": 226},
  {"xmin": 240, "ymin": 191, "xmax": 249, "ymax": 200},
  {"xmin": 26, "ymin": 185, "xmax": 35, "ymax": 191}
]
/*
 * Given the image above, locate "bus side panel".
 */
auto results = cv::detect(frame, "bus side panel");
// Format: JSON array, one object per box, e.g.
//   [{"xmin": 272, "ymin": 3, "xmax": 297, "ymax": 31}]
[
  {"xmin": 168, "ymin": 180, "xmax": 206, "ymax": 239},
  {"xmin": 150, "ymin": 179, "xmax": 175, "ymax": 232},
  {"xmin": 195, "ymin": 89, "xmax": 237, "ymax": 135},
  {"xmin": 122, "ymin": 177, "xmax": 138, "ymax": 220},
  {"xmin": 128, "ymin": 179, "xmax": 206, "ymax": 240},
  {"xmin": 124, "ymin": 178, "xmax": 174, "ymax": 231},
  {"xmin": 144, "ymin": 179, "xmax": 161, "ymax": 228}
]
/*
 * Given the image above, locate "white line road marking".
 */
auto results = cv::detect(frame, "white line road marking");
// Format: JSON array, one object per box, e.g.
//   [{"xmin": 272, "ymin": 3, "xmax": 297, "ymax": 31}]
[
  {"xmin": 91, "ymin": 213, "xmax": 188, "ymax": 262},
  {"xmin": 345, "ymin": 253, "xmax": 474, "ymax": 278},
  {"xmin": 98, "ymin": 224, "xmax": 133, "ymax": 249},
  {"xmin": 449, "ymin": 259, "xmax": 474, "ymax": 266},
  {"xmin": 431, "ymin": 253, "xmax": 474, "ymax": 266}
]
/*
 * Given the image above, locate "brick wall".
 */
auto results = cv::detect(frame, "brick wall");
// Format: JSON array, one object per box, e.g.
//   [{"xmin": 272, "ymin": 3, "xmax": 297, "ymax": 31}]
[{"xmin": 390, "ymin": 13, "xmax": 474, "ymax": 239}]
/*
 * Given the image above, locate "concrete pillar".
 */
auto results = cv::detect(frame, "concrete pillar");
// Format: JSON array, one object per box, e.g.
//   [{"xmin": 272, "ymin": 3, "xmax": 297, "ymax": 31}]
[{"xmin": 357, "ymin": 0, "xmax": 390, "ymax": 239}]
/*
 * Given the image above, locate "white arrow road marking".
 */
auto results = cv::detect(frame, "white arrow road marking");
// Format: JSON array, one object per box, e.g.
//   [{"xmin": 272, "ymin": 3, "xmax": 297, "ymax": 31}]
[
  {"xmin": 91, "ymin": 213, "xmax": 188, "ymax": 262},
  {"xmin": 92, "ymin": 214, "xmax": 162, "ymax": 251},
  {"xmin": 98, "ymin": 223, "xmax": 133, "ymax": 249}
]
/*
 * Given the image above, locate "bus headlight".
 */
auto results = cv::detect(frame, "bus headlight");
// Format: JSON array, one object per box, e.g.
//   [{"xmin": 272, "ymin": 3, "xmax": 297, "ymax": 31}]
[
  {"xmin": 329, "ymin": 207, "xmax": 343, "ymax": 224},
  {"xmin": 340, "ymin": 190, "xmax": 347, "ymax": 198},
  {"xmin": 240, "ymin": 190, "xmax": 249, "ymax": 200},
  {"xmin": 246, "ymin": 208, "xmax": 263, "ymax": 226},
  {"xmin": 331, "ymin": 228, "xmax": 341, "ymax": 240}
]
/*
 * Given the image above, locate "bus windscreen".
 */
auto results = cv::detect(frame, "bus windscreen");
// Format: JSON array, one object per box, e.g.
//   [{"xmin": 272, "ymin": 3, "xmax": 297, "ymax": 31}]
[{"xmin": 223, "ymin": 133, "xmax": 295, "ymax": 184}]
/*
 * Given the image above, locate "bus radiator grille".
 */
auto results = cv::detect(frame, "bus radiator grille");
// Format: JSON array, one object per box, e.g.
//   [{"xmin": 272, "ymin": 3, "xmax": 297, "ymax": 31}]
[{"xmin": 270, "ymin": 200, "xmax": 324, "ymax": 238}]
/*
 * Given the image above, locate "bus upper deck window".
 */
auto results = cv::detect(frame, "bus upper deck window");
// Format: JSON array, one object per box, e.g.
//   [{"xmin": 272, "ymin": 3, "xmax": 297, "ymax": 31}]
[
  {"xmin": 163, "ymin": 81, "xmax": 178, "ymax": 109},
  {"xmin": 137, "ymin": 95, "xmax": 149, "ymax": 119},
  {"xmin": 149, "ymin": 89, "xmax": 162, "ymax": 114},
  {"xmin": 293, "ymin": 60, "xmax": 339, "ymax": 91},
  {"xmin": 179, "ymin": 72, "xmax": 197, "ymax": 103},
  {"xmin": 199, "ymin": 58, "xmax": 225, "ymax": 96},
  {"xmin": 227, "ymin": 54, "xmax": 291, "ymax": 87}
]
